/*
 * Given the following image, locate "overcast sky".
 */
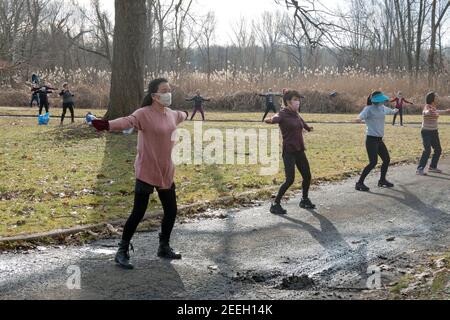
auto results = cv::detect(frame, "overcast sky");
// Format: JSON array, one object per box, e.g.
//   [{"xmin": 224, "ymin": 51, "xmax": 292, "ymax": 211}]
[
  {"xmin": 75, "ymin": 0, "xmax": 450, "ymax": 46},
  {"xmin": 76, "ymin": 0, "xmax": 343, "ymax": 45}
]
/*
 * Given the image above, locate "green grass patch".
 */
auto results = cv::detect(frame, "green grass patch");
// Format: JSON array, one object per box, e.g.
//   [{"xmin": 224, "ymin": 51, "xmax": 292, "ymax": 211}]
[{"xmin": 1, "ymin": 115, "xmax": 450, "ymax": 237}]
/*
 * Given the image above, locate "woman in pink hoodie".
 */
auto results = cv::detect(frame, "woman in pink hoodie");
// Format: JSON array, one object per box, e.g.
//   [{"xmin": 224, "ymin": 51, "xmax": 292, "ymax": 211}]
[{"xmin": 92, "ymin": 78, "xmax": 188, "ymax": 269}]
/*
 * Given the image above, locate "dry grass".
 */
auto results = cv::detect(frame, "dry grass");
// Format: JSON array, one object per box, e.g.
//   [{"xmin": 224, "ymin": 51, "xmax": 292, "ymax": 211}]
[{"xmin": 2, "ymin": 67, "xmax": 450, "ymax": 111}]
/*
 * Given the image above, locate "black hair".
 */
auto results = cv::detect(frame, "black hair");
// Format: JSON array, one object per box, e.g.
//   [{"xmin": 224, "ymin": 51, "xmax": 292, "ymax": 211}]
[
  {"xmin": 283, "ymin": 90, "xmax": 303, "ymax": 107},
  {"xmin": 367, "ymin": 91, "xmax": 382, "ymax": 106},
  {"xmin": 141, "ymin": 78, "xmax": 169, "ymax": 107},
  {"xmin": 426, "ymin": 92, "xmax": 436, "ymax": 105}
]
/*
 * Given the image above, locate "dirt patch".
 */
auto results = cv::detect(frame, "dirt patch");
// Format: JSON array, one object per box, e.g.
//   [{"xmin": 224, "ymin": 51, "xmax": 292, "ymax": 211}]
[
  {"xmin": 232, "ymin": 270, "xmax": 282, "ymax": 284},
  {"xmin": 278, "ymin": 275, "xmax": 315, "ymax": 290}
]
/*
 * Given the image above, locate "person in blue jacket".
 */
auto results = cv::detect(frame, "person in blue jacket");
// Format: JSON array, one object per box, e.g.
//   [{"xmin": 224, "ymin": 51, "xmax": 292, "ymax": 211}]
[{"xmin": 354, "ymin": 91, "xmax": 399, "ymax": 192}]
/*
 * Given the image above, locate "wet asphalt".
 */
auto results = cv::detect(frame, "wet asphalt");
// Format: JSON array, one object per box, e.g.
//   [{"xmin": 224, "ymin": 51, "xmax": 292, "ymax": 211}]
[{"xmin": 0, "ymin": 159, "xmax": 449, "ymax": 300}]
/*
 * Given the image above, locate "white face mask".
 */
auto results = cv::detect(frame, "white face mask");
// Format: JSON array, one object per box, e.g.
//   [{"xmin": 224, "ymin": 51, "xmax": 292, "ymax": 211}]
[{"xmin": 156, "ymin": 93, "xmax": 172, "ymax": 107}]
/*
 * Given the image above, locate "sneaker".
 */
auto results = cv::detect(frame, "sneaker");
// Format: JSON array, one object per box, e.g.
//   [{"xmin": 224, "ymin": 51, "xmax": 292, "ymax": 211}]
[
  {"xmin": 270, "ymin": 203, "xmax": 287, "ymax": 215},
  {"xmin": 378, "ymin": 180, "xmax": 394, "ymax": 188},
  {"xmin": 355, "ymin": 182, "xmax": 370, "ymax": 192},
  {"xmin": 428, "ymin": 167, "xmax": 443, "ymax": 174},
  {"xmin": 416, "ymin": 168, "xmax": 428, "ymax": 176},
  {"xmin": 300, "ymin": 198, "xmax": 316, "ymax": 209}
]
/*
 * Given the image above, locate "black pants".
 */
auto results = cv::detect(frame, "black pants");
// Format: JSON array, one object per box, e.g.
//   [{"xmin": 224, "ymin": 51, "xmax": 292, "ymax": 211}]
[
  {"xmin": 359, "ymin": 136, "xmax": 391, "ymax": 183},
  {"xmin": 262, "ymin": 103, "xmax": 277, "ymax": 121},
  {"xmin": 392, "ymin": 107, "xmax": 403, "ymax": 125},
  {"xmin": 191, "ymin": 106, "xmax": 205, "ymax": 121},
  {"xmin": 30, "ymin": 94, "xmax": 39, "ymax": 108},
  {"xmin": 61, "ymin": 102, "xmax": 75, "ymax": 123},
  {"xmin": 122, "ymin": 180, "xmax": 178, "ymax": 243},
  {"xmin": 418, "ymin": 130, "xmax": 442, "ymax": 170},
  {"xmin": 39, "ymin": 97, "xmax": 49, "ymax": 115},
  {"xmin": 275, "ymin": 150, "xmax": 312, "ymax": 203}
]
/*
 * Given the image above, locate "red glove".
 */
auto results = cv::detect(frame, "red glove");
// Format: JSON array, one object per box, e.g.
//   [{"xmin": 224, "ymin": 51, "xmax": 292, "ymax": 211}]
[{"xmin": 92, "ymin": 119, "xmax": 110, "ymax": 132}]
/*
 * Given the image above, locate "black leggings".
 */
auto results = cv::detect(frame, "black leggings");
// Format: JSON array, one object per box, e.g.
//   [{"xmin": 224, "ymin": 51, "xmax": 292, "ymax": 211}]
[
  {"xmin": 61, "ymin": 103, "xmax": 75, "ymax": 123},
  {"xmin": 359, "ymin": 136, "xmax": 391, "ymax": 183},
  {"xmin": 30, "ymin": 94, "xmax": 39, "ymax": 108},
  {"xmin": 122, "ymin": 180, "xmax": 178, "ymax": 243},
  {"xmin": 39, "ymin": 97, "xmax": 49, "ymax": 115},
  {"xmin": 275, "ymin": 150, "xmax": 312, "ymax": 203},
  {"xmin": 262, "ymin": 103, "xmax": 277, "ymax": 121},
  {"xmin": 191, "ymin": 107, "xmax": 205, "ymax": 121},
  {"xmin": 392, "ymin": 107, "xmax": 403, "ymax": 125}
]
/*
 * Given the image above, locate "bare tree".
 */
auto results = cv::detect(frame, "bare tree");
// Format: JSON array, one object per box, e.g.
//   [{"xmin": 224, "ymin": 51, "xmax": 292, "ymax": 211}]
[
  {"xmin": 153, "ymin": 0, "xmax": 175, "ymax": 72},
  {"xmin": 0, "ymin": 0, "xmax": 26, "ymax": 63},
  {"xmin": 428, "ymin": 0, "xmax": 450, "ymax": 85},
  {"xmin": 253, "ymin": 11, "xmax": 283, "ymax": 74},
  {"xmin": 195, "ymin": 11, "xmax": 217, "ymax": 83}
]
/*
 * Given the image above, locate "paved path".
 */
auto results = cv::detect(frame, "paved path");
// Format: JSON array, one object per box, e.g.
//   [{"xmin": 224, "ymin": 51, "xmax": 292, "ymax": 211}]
[{"xmin": 0, "ymin": 159, "xmax": 449, "ymax": 300}]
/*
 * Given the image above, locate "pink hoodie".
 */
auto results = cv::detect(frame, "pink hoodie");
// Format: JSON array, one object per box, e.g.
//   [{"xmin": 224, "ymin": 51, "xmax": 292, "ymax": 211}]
[{"xmin": 109, "ymin": 106, "xmax": 187, "ymax": 189}]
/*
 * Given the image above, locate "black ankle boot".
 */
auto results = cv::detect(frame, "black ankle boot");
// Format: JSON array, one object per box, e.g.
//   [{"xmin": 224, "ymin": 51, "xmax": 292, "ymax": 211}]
[
  {"xmin": 270, "ymin": 203, "xmax": 287, "ymax": 215},
  {"xmin": 378, "ymin": 180, "xmax": 394, "ymax": 188},
  {"xmin": 300, "ymin": 198, "xmax": 316, "ymax": 209},
  {"xmin": 355, "ymin": 182, "xmax": 370, "ymax": 192},
  {"xmin": 115, "ymin": 241, "xmax": 134, "ymax": 270},
  {"xmin": 158, "ymin": 234, "xmax": 182, "ymax": 260}
]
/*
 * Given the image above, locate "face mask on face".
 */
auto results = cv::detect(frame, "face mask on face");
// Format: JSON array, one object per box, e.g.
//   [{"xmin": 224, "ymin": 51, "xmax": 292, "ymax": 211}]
[
  {"xmin": 291, "ymin": 101, "xmax": 300, "ymax": 112},
  {"xmin": 156, "ymin": 93, "xmax": 172, "ymax": 107}
]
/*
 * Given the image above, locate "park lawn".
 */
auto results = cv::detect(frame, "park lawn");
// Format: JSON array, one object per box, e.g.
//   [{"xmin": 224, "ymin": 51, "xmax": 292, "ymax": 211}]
[
  {"xmin": 0, "ymin": 106, "xmax": 107, "ymax": 118},
  {"xmin": 1, "ymin": 116, "xmax": 450, "ymax": 238},
  {"xmin": 2, "ymin": 106, "xmax": 450, "ymax": 124}
]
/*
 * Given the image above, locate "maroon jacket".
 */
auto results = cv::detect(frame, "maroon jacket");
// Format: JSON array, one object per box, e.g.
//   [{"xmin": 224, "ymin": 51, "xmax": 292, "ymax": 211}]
[
  {"xmin": 271, "ymin": 108, "xmax": 312, "ymax": 153},
  {"xmin": 390, "ymin": 97, "xmax": 412, "ymax": 108}
]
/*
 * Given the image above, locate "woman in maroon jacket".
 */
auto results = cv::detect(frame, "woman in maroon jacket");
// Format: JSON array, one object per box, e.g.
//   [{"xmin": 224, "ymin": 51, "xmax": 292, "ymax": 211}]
[
  {"xmin": 390, "ymin": 91, "xmax": 413, "ymax": 126},
  {"xmin": 265, "ymin": 90, "xmax": 315, "ymax": 214}
]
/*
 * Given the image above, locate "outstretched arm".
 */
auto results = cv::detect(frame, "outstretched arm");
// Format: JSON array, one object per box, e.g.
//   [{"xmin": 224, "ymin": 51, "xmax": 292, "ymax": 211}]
[
  {"xmin": 176, "ymin": 111, "xmax": 189, "ymax": 125},
  {"xmin": 436, "ymin": 109, "xmax": 450, "ymax": 115},
  {"xmin": 93, "ymin": 110, "xmax": 142, "ymax": 132},
  {"xmin": 358, "ymin": 106, "xmax": 370, "ymax": 121},
  {"xmin": 404, "ymin": 98, "xmax": 413, "ymax": 105},
  {"xmin": 300, "ymin": 118, "xmax": 313, "ymax": 132},
  {"xmin": 265, "ymin": 113, "xmax": 281, "ymax": 124},
  {"xmin": 384, "ymin": 106, "xmax": 399, "ymax": 115}
]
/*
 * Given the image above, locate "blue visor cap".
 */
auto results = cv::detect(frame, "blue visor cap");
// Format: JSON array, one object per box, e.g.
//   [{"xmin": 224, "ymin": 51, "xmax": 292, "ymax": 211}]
[{"xmin": 371, "ymin": 93, "xmax": 389, "ymax": 103}]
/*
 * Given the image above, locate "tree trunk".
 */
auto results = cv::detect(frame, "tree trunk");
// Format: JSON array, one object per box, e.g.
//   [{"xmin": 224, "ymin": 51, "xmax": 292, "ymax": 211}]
[
  {"xmin": 105, "ymin": 0, "xmax": 147, "ymax": 120},
  {"xmin": 415, "ymin": 0, "xmax": 425, "ymax": 79},
  {"xmin": 428, "ymin": 0, "xmax": 437, "ymax": 87}
]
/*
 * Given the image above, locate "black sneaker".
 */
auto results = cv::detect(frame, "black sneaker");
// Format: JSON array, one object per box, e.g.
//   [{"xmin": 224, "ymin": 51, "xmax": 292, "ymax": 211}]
[
  {"xmin": 158, "ymin": 244, "xmax": 182, "ymax": 260},
  {"xmin": 270, "ymin": 203, "xmax": 287, "ymax": 215},
  {"xmin": 355, "ymin": 182, "xmax": 370, "ymax": 192},
  {"xmin": 378, "ymin": 180, "xmax": 394, "ymax": 188},
  {"xmin": 300, "ymin": 198, "xmax": 316, "ymax": 209}
]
